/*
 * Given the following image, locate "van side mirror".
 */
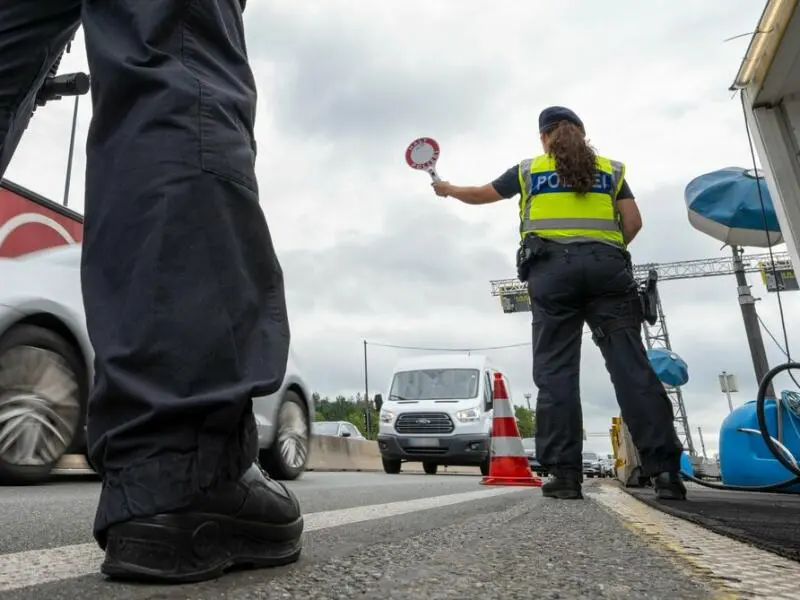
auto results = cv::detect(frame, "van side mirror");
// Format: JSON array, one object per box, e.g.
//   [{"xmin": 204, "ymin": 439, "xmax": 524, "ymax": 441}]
[
  {"xmin": 341, "ymin": 431, "xmax": 352, "ymax": 438},
  {"xmin": 485, "ymin": 393, "xmax": 493, "ymax": 411},
  {"xmin": 374, "ymin": 393, "xmax": 383, "ymax": 411}
]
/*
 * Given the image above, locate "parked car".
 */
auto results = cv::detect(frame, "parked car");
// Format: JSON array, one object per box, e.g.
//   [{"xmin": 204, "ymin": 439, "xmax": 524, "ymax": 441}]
[
  {"xmin": 0, "ymin": 244, "xmax": 314, "ymax": 484},
  {"xmin": 582, "ymin": 451, "xmax": 602, "ymax": 478},
  {"xmin": 313, "ymin": 420, "xmax": 365, "ymax": 439},
  {"xmin": 521, "ymin": 437, "xmax": 547, "ymax": 476}
]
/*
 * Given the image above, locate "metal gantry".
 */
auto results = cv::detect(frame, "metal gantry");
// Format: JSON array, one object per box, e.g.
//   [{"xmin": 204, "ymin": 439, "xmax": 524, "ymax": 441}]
[
  {"xmin": 489, "ymin": 250, "xmax": 792, "ymax": 457},
  {"xmin": 638, "ymin": 278, "xmax": 695, "ymax": 455},
  {"xmin": 490, "ymin": 251, "xmax": 792, "ymax": 297}
]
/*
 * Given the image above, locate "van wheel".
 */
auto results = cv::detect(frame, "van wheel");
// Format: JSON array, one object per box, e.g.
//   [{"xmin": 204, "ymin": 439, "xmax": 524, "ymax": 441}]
[
  {"xmin": 382, "ymin": 458, "xmax": 401, "ymax": 474},
  {"xmin": 0, "ymin": 325, "xmax": 85, "ymax": 485},
  {"xmin": 480, "ymin": 456, "xmax": 490, "ymax": 476},
  {"xmin": 423, "ymin": 462, "xmax": 438, "ymax": 475}
]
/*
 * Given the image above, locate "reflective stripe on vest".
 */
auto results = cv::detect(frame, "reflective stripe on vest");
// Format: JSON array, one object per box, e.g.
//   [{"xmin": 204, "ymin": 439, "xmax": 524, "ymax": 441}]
[{"xmin": 517, "ymin": 154, "xmax": 626, "ymax": 248}]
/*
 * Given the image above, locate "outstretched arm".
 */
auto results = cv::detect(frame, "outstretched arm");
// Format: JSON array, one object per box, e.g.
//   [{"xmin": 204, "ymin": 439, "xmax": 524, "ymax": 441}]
[
  {"xmin": 433, "ymin": 182, "xmax": 504, "ymax": 205},
  {"xmin": 431, "ymin": 165, "xmax": 521, "ymax": 205}
]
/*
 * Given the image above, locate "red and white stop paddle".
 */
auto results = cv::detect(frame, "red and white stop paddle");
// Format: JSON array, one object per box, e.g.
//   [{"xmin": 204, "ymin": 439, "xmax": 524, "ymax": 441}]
[{"xmin": 405, "ymin": 137, "xmax": 441, "ymax": 182}]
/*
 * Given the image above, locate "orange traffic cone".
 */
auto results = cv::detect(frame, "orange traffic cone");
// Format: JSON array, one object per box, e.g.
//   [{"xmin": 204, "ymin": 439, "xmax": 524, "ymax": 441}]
[{"xmin": 480, "ymin": 372, "xmax": 543, "ymax": 487}]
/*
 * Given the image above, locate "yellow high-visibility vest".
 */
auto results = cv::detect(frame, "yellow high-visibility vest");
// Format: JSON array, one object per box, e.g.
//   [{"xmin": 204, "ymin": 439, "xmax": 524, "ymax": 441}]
[{"xmin": 517, "ymin": 154, "xmax": 626, "ymax": 248}]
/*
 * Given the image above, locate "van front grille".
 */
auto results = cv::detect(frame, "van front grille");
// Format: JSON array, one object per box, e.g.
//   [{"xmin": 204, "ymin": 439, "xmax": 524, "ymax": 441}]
[{"xmin": 395, "ymin": 412, "xmax": 454, "ymax": 435}]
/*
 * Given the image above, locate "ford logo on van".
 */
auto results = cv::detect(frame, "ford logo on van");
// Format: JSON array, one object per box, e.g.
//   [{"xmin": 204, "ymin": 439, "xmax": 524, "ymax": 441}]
[{"xmin": 416, "ymin": 418, "xmax": 431, "ymax": 424}]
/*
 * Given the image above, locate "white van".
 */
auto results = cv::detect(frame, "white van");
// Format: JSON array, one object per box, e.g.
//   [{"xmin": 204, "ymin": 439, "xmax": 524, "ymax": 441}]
[{"xmin": 375, "ymin": 353, "xmax": 509, "ymax": 476}]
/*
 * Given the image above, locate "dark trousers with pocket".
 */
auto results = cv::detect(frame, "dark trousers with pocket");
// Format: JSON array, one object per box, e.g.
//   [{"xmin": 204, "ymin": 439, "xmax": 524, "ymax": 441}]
[
  {"xmin": 526, "ymin": 240, "xmax": 682, "ymax": 479},
  {"xmin": 0, "ymin": 0, "xmax": 290, "ymax": 545}
]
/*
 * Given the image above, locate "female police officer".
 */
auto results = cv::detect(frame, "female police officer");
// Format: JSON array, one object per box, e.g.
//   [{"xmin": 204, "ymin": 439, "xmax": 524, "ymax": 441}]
[{"xmin": 432, "ymin": 106, "xmax": 686, "ymax": 501}]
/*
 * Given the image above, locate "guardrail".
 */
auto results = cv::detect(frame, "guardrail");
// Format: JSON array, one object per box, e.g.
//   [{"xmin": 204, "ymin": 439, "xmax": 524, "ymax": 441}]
[{"xmin": 57, "ymin": 436, "xmax": 478, "ymax": 475}]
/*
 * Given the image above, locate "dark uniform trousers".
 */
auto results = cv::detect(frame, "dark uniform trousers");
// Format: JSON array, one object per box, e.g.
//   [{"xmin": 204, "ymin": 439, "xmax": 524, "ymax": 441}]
[
  {"xmin": 526, "ymin": 240, "xmax": 682, "ymax": 478},
  {"xmin": 0, "ymin": 0, "xmax": 290, "ymax": 545}
]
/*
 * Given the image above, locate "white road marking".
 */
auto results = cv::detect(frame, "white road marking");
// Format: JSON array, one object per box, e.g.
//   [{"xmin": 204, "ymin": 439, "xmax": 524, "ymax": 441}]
[{"xmin": 0, "ymin": 487, "xmax": 524, "ymax": 592}]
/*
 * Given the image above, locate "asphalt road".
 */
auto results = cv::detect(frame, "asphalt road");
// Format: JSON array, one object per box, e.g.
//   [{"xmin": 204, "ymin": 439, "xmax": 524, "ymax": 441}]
[{"xmin": 0, "ymin": 472, "xmax": 715, "ymax": 600}]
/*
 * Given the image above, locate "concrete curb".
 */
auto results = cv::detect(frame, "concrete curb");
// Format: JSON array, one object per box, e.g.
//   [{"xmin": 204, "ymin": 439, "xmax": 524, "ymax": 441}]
[
  {"xmin": 57, "ymin": 436, "xmax": 480, "ymax": 476},
  {"xmin": 57, "ymin": 455, "xmax": 90, "ymax": 470}
]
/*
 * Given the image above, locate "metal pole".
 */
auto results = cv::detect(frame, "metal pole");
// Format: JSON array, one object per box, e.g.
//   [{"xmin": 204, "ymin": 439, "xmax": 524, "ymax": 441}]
[
  {"xmin": 697, "ymin": 427, "xmax": 708, "ymax": 459},
  {"xmin": 720, "ymin": 371, "xmax": 735, "ymax": 413},
  {"xmin": 363, "ymin": 340, "xmax": 370, "ymax": 436},
  {"xmin": 732, "ymin": 245, "xmax": 775, "ymax": 399},
  {"xmin": 63, "ymin": 95, "xmax": 79, "ymax": 207}
]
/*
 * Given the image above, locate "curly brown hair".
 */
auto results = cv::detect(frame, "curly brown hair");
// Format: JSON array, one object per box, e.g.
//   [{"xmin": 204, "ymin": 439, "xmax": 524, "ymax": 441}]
[{"xmin": 545, "ymin": 121, "xmax": 597, "ymax": 195}]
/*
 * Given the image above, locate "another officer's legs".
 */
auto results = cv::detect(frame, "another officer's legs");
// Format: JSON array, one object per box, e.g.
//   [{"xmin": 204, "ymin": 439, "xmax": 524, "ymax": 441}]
[
  {"xmin": 0, "ymin": 3, "xmax": 81, "ymax": 176},
  {"xmin": 527, "ymin": 247, "xmax": 586, "ymax": 492},
  {"xmin": 584, "ymin": 245, "xmax": 685, "ymax": 494},
  {"xmin": 1, "ymin": 0, "xmax": 303, "ymax": 582}
]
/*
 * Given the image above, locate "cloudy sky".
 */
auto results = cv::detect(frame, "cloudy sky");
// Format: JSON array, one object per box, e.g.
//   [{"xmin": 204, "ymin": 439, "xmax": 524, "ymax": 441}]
[{"xmin": 7, "ymin": 0, "xmax": 798, "ymax": 456}]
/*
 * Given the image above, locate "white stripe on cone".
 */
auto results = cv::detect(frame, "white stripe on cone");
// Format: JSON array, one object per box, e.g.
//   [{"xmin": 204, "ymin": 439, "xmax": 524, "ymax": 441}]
[
  {"xmin": 490, "ymin": 436, "xmax": 528, "ymax": 458},
  {"xmin": 493, "ymin": 394, "xmax": 515, "ymax": 418}
]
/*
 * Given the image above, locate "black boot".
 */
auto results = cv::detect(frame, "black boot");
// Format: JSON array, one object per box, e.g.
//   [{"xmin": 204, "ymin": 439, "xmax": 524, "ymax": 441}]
[
  {"xmin": 652, "ymin": 471, "xmax": 687, "ymax": 501},
  {"xmin": 101, "ymin": 463, "xmax": 304, "ymax": 583},
  {"xmin": 542, "ymin": 471, "xmax": 583, "ymax": 499}
]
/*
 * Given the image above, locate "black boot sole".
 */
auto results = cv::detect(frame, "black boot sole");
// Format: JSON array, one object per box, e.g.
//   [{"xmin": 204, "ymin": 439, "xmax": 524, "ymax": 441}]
[
  {"xmin": 655, "ymin": 488, "xmax": 687, "ymax": 501},
  {"xmin": 101, "ymin": 513, "xmax": 304, "ymax": 584},
  {"xmin": 542, "ymin": 489, "xmax": 583, "ymax": 500}
]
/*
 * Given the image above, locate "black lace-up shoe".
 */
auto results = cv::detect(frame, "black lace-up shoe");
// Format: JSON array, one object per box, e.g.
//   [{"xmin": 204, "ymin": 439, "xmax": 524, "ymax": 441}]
[
  {"xmin": 542, "ymin": 471, "xmax": 583, "ymax": 499},
  {"xmin": 653, "ymin": 471, "xmax": 687, "ymax": 501},
  {"xmin": 101, "ymin": 464, "xmax": 303, "ymax": 583}
]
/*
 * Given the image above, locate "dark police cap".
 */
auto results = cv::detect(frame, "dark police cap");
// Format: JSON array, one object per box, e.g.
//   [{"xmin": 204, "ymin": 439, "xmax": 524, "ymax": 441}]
[{"xmin": 538, "ymin": 106, "xmax": 585, "ymax": 134}]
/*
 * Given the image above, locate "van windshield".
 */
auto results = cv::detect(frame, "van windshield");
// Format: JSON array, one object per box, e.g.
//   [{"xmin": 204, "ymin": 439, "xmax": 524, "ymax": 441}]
[{"xmin": 390, "ymin": 368, "xmax": 480, "ymax": 400}]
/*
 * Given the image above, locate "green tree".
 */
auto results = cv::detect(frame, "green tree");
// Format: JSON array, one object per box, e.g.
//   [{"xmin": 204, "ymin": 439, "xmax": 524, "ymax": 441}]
[{"xmin": 514, "ymin": 405, "xmax": 535, "ymax": 438}]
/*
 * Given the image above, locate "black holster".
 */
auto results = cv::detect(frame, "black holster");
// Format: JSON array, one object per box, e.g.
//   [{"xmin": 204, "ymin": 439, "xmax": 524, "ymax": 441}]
[
  {"xmin": 516, "ymin": 235, "xmax": 550, "ymax": 282},
  {"xmin": 638, "ymin": 269, "xmax": 659, "ymax": 326}
]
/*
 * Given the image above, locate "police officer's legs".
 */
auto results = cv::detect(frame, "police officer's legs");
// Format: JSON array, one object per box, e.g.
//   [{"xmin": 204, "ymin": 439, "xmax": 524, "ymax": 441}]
[
  {"xmin": 79, "ymin": 0, "xmax": 305, "ymax": 580},
  {"xmin": 0, "ymin": 2, "xmax": 81, "ymax": 177},
  {"xmin": 584, "ymin": 245, "xmax": 686, "ymax": 499},
  {"xmin": 527, "ymin": 248, "xmax": 585, "ymax": 498},
  {"xmin": 0, "ymin": 0, "xmax": 302, "ymax": 582}
]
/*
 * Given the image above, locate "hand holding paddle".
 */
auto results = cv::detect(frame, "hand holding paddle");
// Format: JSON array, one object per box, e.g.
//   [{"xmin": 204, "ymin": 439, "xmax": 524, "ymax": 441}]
[{"xmin": 405, "ymin": 137, "xmax": 441, "ymax": 182}]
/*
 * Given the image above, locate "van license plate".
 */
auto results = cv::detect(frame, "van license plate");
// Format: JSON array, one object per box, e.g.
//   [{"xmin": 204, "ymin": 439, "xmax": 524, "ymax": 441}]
[{"xmin": 407, "ymin": 438, "xmax": 439, "ymax": 447}]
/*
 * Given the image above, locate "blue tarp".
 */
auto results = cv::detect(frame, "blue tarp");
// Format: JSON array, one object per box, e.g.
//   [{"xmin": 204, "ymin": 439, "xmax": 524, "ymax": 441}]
[
  {"xmin": 647, "ymin": 348, "xmax": 689, "ymax": 387},
  {"xmin": 685, "ymin": 167, "xmax": 782, "ymax": 247}
]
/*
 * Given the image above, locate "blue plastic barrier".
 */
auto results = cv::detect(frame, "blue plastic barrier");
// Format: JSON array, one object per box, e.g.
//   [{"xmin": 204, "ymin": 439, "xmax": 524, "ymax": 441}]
[
  {"xmin": 680, "ymin": 452, "xmax": 694, "ymax": 478},
  {"xmin": 718, "ymin": 397, "xmax": 800, "ymax": 493}
]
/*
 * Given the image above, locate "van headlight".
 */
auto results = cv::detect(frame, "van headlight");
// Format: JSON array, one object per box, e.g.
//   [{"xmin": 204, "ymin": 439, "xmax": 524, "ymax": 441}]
[
  {"xmin": 455, "ymin": 406, "xmax": 480, "ymax": 423},
  {"xmin": 379, "ymin": 409, "xmax": 395, "ymax": 424}
]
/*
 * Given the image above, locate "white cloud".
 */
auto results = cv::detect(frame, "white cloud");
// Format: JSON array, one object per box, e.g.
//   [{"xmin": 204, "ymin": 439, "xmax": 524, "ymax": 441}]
[{"xmin": 8, "ymin": 0, "xmax": 797, "ymax": 457}]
